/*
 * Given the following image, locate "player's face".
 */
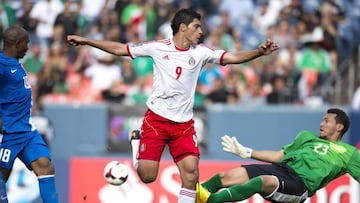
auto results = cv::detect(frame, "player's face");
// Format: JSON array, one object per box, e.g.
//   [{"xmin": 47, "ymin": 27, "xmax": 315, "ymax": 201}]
[
  {"xmin": 319, "ymin": 113, "xmax": 338, "ymax": 140},
  {"xmin": 16, "ymin": 34, "xmax": 30, "ymax": 59},
  {"xmin": 184, "ymin": 19, "xmax": 203, "ymax": 45}
]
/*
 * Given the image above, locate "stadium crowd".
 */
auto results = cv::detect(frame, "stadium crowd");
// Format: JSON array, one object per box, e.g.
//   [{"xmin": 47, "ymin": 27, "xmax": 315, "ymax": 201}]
[{"xmin": 1, "ymin": 0, "xmax": 360, "ymax": 108}]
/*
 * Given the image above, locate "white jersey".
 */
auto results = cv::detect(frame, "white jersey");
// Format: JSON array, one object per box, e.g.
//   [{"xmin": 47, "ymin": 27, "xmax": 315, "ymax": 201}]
[{"xmin": 127, "ymin": 39, "xmax": 226, "ymax": 122}]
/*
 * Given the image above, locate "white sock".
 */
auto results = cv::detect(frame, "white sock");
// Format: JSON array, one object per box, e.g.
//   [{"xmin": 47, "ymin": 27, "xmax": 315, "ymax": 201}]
[
  {"xmin": 178, "ymin": 187, "xmax": 196, "ymax": 203},
  {"xmin": 131, "ymin": 139, "xmax": 140, "ymax": 170}
]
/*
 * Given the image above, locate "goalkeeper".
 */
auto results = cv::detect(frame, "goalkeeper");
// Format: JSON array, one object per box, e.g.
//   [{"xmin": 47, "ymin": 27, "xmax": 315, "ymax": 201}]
[{"xmin": 196, "ymin": 108, "xmax": 360, "ymax": 203}]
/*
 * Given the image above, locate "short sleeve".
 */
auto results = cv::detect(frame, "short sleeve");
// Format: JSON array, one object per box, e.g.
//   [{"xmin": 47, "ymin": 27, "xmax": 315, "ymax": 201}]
[{"xmin": 347, "ymin": 150, "xmax": 360, "ymax": 181}]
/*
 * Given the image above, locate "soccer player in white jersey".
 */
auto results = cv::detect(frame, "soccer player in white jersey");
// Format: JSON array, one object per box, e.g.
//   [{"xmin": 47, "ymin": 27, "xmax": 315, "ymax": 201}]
[{"xmin": 67, "ymin": 8, "xmax": 280, "ymax": 203}]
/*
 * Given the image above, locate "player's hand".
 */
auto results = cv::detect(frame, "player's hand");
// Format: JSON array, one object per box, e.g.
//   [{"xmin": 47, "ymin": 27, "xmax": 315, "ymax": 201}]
[
  {"xmin": 258, "ymin": 39, "xmax": 280, "ymax": 55},
  {"xmin": 221, "ymin": 134, "xmax": 252, "ymax": 158},
  {"xmin": 67, "ymin": 35, "xmax": 85, "ymax": 46}
]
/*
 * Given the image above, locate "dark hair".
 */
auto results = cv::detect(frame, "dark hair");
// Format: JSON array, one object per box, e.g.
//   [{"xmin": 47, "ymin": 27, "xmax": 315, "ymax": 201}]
[
  {"xmin": 171, "ymin": 8, "xmax": 201, "ymax": 35},
  {"xmin": 327, "ymin": 108, "xmax": 350, "ymax": 137},
  {"xmin": 2, "ymin": 25, "xmax": 27, "ymax": 46}
]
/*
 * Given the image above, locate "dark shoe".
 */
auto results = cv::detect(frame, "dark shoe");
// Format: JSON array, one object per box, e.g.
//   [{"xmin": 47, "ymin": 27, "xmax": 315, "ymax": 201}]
[{"xmin": 130, "ymin": 130, "xmax": 141, "ymax": 144}]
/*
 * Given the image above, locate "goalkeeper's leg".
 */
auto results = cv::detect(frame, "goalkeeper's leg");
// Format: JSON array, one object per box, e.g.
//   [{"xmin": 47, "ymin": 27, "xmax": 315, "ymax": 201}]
[
  {"xmin": 202, "ymin": 167, "xmax": 250, "ymax": 192},
  {"xmin": 207, "ymin": 176, "xmax": 264, "ymax": 203}
]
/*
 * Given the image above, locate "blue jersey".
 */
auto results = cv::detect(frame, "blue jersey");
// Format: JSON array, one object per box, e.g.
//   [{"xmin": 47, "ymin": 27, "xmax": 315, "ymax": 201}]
[{"xmin": 0, "ymin": 52, "xmax": 33, "ymax": 133}]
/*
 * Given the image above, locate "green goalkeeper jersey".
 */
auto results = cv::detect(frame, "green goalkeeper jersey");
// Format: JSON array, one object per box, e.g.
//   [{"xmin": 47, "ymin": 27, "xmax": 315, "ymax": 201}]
[{"xmin": 281, "ymin": 130, "xmax": 360, "ymax": 196}]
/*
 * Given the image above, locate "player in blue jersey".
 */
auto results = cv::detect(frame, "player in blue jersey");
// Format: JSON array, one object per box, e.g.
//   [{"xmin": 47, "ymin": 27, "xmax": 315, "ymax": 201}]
[{"xmin": 0, "ymin": 25, "xmax": 58, "ymax": 203}]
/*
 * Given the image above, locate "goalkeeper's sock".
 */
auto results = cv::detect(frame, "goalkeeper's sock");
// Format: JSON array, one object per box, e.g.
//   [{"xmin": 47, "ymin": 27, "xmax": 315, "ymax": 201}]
[
  {"xmin": 202, "ymin": 174, "xmax": 223, "ymax": 192},
  {"xmin": 38, "ymin": 175, "xmax": 58, "ymax": 203},
  {"xmin": 131, "ymin": 139, "xmax": 140, "ymax": 170},
  {"xmin": 208, "ymin": 176, "xmax": 263, "ymax": 203},
  {"xmin": 178, "ymin": 187, "xmax": 196, "ymax": 203}
]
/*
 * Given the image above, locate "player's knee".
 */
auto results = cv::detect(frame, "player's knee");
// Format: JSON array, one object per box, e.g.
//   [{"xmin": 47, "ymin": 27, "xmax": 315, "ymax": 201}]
[
  {"xmin": 137, "ymin": 167, "xmax": 157, "ymax": 183},
  {"xmin": 31, "ymin": 158, "xmax": 55, "ymax": 175},
  {"xmin": 259, "ymin": 175, "xmax": 279, "ymax": 196},
  {"xmin": 137, "ymin": 160, "xmax": 159, "ymax": 183},
  {"xmin": 138, "ymin": 172, "xmax": 157, "ymax": 183},
  {"xmin": 182, "ymin": 168, "xmax": 199, "ymax": 186}
]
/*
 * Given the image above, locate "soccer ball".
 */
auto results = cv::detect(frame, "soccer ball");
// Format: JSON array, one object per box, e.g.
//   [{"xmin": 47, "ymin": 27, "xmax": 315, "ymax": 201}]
[{"xmin": 103, "ymin": 161, "xmax": 129, "ymax": 186}]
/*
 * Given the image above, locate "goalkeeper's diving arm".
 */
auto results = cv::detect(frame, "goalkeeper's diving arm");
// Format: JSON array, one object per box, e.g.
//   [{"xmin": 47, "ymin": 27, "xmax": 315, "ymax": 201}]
[{"xmin": 221, "ymin": 134, "xmax": 284, "ymax": 163}]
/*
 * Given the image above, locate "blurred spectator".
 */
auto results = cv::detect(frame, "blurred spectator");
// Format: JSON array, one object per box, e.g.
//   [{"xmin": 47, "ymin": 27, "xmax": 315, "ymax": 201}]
[
  {"xmin": 194, "ymin": 83, "xmax": 207, "ymax": 109},
  {"xmin": 253, "ymin": 2, "xmax": 273, "ymax": 34},
  {"xmin": 74, "ymin": 0, "xmax": 88, "ymax": 36},
  {"xmin": 72, "ymin": 45, "xmax": 92, "ymax": 72},
  {"xmin": 224, "ymin": 67, "xmax": 246, "ymax": 104},
  {"xmin": 120, "ymin": 58, "xmax": 136, "ymax": 85},
  {"xmin": 277, "ymin": 42, "xmax": 302, "ymax": 98},
  {"xmin": 131, "ymin": 55, "xmax": 153, "ymax": 78},
  {"xmin": 102, "ymin": 81, "xmax": 126, "ymax": 104},
  {"xmin": 124, "ymin": 77, "xmax": 151, "ymax": 105},
  {"xmin": 44, "ymin": 41, "xmax": 69, "ymax": 79},
  {"xmin": 80, "ymin": 0, "xmax": 106, "ymax": 28},
  {"xmin": 36, "ymin": 64, "xmax": 55, "ymax": 103},
  {"xmin": 316, "ymin": 1, "xmax": 345, "ymax": 70},
  {"xmin": 154, "ymin": 0, "xmax": 175, "ymax": 33},
  {"xmin": 205, "ymin": 23, "xmax": 235, "ymax": 51},
  {"xmin": 84, "ymin": 49, "xmax": 122, "ymax": 92},
  {"xmin": 66, "ymin": 69, "xmax": 101, "ymax": 103},
  {"xmin": 52, "ymin": 69, "xmax": 69, "ymax": 94},
  {"xmin": 253, "ymin": 0, "xmax": 289, "ymax": 33},
  {"xmin": 198, "ymin": 63, "xmax": 222, "ymax": 94},
  {"xmin": 205, "ymin": 77, "xmax": 235, "ymax": 105},
  {"xmin": 277, "ymin": 0, "xmax": 303, "ymax": 26},
  {"xmin": 54, "ymin": 0, "xmax": 80, "ymax": 62},
  {"xmin": 15, "ymin": 0, "xmax": 37, "ymax": 43},
  {"xmin": 297, "ymin": 27, "xmax": 332, "ymax": 100},
  {"xmin": 54, "ymin": 0, "xmax": 79, "ymax": 41},
  {"xmin": 240, "ymin": 79, "xmax": 266, "ymax": 106},
  {"xmin": 30, "ymin": 0, "xmax": 64, "ymax": 56},
  {"xmin": 120, "ymin": 0, "xmax": 156, "ymax": 41},
  {"xmin": 272, "ymin": 20, "xmax": 296, "ymax": 49},
  {"xmin": 22, "ymin": 43, "xmax": 44, "ymax": 87},
  {"xmin": 113, "ymin": 0, "xmax": 130, "ymax": 42},
  {"xmin": 23, "ymin": 43, "xmax": 44, "ymax": 74},
  {"xmin": 156, "ymin": 11, "xmax": 174, "ymax": 39},
  {"xmin": 266, "ymin": 74, "xmax": 296, "ymax": 104},
  {"xmin": 218, "ymin": 0, "xmax": 254, "ymax": 31},
  {"xmin": 0, "ymin": 0, "xmax": 15, "ymax": 31},
  {"xmin": 96, "ymin": 7, "xmax": 121, "ymax": 41}
]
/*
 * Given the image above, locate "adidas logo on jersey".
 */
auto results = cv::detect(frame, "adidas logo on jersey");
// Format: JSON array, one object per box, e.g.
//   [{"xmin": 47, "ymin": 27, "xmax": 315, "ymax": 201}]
[{"xmin": 162, "ymin": 55, "xmax": 169, "ymax": 60}]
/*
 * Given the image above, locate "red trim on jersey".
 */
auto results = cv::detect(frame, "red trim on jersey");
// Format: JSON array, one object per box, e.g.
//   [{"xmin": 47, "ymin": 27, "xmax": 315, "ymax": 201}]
[
  {"xmin": 174, "ymin": 45, "xmax": 189, "ymax": 51},
  {"xmin": 220, "ymin": 51, "xmax": 227, "ymax": 66},
  {"xmin": 126, "ymin": 44, "xmax": 134, "ymax": 59}
]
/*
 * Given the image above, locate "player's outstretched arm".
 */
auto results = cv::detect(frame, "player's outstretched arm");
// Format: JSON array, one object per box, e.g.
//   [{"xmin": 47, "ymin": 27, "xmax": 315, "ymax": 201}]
[
  {"xmin": 67, "ymin": 35, "xmax": 129, "ymax": 56},
  {"xmin": 221, "ymin": 134, "xmax": 284, "ymax": 163},
  {"xmin": 222, "ymin": 39, "xmax": 280, "ymax": 64}
]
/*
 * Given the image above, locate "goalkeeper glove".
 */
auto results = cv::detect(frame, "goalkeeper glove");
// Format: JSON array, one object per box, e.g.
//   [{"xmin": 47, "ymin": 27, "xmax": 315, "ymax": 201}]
[{"xmin": 221, "ymin": 134, "xmax": 253, "ymax": 158}]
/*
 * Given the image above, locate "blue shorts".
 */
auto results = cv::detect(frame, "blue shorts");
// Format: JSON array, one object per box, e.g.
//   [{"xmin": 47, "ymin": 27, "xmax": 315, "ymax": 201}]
[{"xmin": 0, "ymin": 130, "xmax": 51, "ymax": 170}]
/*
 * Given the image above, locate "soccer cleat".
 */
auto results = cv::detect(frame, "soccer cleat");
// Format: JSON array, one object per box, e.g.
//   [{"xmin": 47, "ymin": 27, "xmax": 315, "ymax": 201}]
[
  {"xmin": 196, "ymin": 182, "xmax": 211, "ymax": 203},
  {"xmin": 130, "ymin": 130, "xmax": 141, "ymax": 144}
]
